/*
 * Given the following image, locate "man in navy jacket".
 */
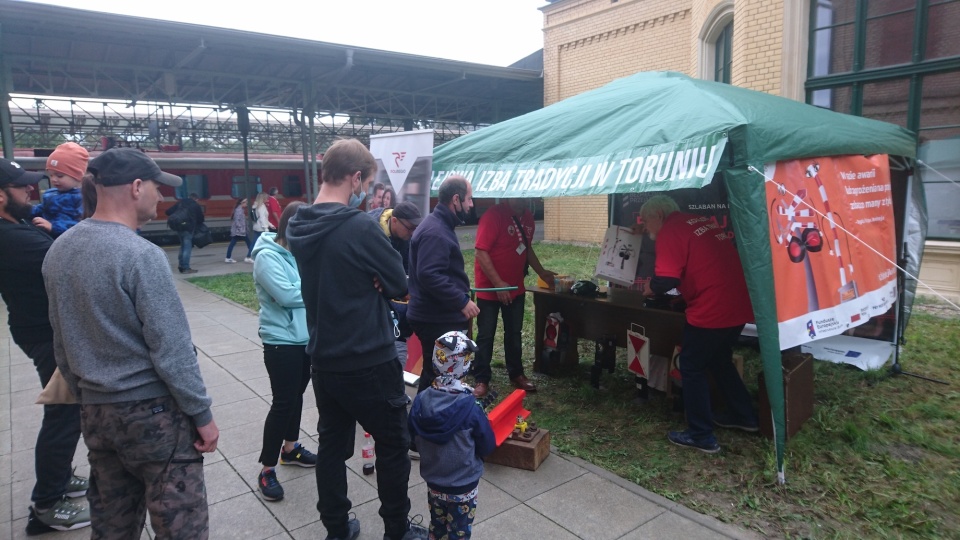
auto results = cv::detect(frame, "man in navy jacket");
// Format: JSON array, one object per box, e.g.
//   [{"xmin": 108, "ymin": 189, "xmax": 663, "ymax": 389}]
[{"xmin": 407, "ymin": 175, "xmax": 479, "ymax": 394}]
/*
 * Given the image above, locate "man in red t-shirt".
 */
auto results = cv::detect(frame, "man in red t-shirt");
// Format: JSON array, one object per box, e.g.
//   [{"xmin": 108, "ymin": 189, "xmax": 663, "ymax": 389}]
[
  {"xmin": 473, "ymin": 199, "xmax": 556, "ymax": 397},
  {"xmin": 266, "ymin": 188, "xmax": 282, "ymax": 230},
  {"xmin": 640, "ymin": 195, "xmax": 757, "ymax": 454}
]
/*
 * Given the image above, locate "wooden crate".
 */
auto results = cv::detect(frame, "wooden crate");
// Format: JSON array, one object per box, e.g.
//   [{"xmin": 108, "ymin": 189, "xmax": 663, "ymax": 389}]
[
  {"xmin": 486, "ymin": 428, "xmax": 551, "ymax": 471},
  {"xmin": 758, "ymin": 352, "xmax": 814, "ymax": 441}
]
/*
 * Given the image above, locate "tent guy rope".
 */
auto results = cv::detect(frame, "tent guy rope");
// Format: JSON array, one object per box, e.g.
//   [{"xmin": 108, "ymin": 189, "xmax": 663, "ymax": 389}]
[{"xmin": 746, "ymin": 165, "xmax": 960, "ymax": 314}]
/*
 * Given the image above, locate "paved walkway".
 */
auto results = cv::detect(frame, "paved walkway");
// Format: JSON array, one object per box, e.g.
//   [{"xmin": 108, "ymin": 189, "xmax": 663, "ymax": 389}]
[{"xmin": 0, "ymin": 238, "xmax": 761, "ymax": 540}]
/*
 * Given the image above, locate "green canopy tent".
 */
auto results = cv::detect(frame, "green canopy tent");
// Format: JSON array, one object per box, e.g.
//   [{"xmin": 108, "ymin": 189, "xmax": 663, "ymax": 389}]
[{"xmin": 431, "ymin": 71, "xmax": 927, "ymax": 483}]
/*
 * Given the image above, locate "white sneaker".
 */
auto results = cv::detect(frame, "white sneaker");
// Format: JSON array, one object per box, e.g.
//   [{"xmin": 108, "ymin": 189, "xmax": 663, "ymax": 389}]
[
  {"xmin": 244, "ymin": 257, "xmax": 254, "ymax": 263},
  {"xmin": 225, "ymin": 258, "xmax": 237, "ymax": 263}
]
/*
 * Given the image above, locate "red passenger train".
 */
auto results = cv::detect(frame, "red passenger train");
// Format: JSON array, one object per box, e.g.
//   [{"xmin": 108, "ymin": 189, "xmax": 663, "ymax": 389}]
[{"xmin": 13, "ymin": 148, "xmax": 542, "ymax": 244}]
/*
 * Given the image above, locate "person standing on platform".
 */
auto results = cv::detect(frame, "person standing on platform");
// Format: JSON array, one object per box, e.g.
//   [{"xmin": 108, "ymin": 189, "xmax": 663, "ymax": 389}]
[
  {"xmin": 639, "ymin": 195, "xmax": 757, "ymax": 454},
  {"xmin": 472, "ymin": 199, "xmax": 555, "ymax": 397},
  {"xmin": 287, "ymin": 139, "xmax": 425, "ymax": 540},
  {"xmin": 0, "ymin": 158, "xmax": 91, "ymax": 535},
  {"xmin": 225, "ymin": 197, "xmax": 254, "ymax": 263},
  {"xmin": 266, "ymin": 187, "xmax": 282, "ymax": 230},
  {"xmin": 252, "ymin": 201, "xmax": 316, "ymax": 502},
  {"xmin": 165, "ymin": 192, "xmax": 204, "ymax": 274},
  {"xmin": 251, "ymin": 191, "xmax": 272, "ymax": 243},
  {"xmin": 43, "ymin": 147, "xmax": 219, "ymax": 538},
  {"xmin": 407, "ymin": 175, "xmax": 479, "ymax": 395}
]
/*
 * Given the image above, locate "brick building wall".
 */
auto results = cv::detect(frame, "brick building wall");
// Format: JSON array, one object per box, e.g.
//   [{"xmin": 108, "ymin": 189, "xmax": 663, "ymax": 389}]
[
  {"xmin": 541, "ymin": 0, "xmax": 784, "ymax": 242},
  {"xmin": 730, "ymin": 0, "xmax": 783, "ymax": 93},
  {"xmin": 543, "ymin": 0, "xmax": 697, "ymax": 242}
]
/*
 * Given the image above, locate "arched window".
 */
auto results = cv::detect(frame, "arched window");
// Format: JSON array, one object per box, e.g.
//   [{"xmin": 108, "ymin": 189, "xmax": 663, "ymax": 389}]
[
  {"xmin": 699, "ymin": 2, "xmax": 735, "ymax": 84},
  {"xmin": 714, "ymin": 22, "xmax": 733, "ymax": 83}
]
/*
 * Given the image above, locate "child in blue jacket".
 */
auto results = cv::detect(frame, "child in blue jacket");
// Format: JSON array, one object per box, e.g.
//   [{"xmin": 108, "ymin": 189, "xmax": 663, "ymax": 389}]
[
  {"xmin": 32, "ymin": 142, "xmax": 88, "ymax": 237},
  {"xmin": 409, "ymin": 331, "xmax": 496, "ymax": 540}
]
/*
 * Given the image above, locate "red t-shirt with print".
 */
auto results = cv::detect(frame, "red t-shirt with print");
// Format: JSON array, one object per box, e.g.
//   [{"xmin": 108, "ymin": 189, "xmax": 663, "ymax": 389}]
[
  {"xmin": 474, "ymin": 203, "xmax": 534, "ymax": 301},
  {"xmin": 654, "ymin": 212, "xmax": 753, "ymax": 328}
]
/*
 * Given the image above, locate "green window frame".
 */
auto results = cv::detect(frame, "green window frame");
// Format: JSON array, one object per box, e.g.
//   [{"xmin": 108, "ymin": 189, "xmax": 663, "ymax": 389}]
[
  {"xmin": 806, "ymin": 0, "xmax": 960, "ymax": 240},
  {"xmin": 714, "ymin": 22, "xmax": 733, "ymax": 84}
]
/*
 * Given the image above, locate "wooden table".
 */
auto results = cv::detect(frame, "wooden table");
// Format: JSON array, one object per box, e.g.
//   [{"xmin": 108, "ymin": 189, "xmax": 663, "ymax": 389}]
[{"xmin": 529, "ymin": 286, "xmax": 686, "ymax": 371}]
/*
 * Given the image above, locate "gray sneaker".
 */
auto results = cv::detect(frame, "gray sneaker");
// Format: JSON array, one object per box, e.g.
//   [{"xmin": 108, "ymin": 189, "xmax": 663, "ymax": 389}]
[
  {"xmin": 386, "ymin": 515, "xmax": 428, "ymax": 540},
  {"xmin": 66, "ymin": 473, "xmax": 89, "ymax": 498},
  {"xmin": 326, "ymin": 517, "xmax": 360, "ymax": 540},
  {"xmin": 26, "ymin": 497, "xmax": 91, "ymax": 535}
]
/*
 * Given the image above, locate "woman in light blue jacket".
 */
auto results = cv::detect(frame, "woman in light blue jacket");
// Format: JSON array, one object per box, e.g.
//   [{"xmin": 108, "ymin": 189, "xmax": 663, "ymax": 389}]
[{"xmin": 251, "ymin": 201, "xmax": 313, "ymax": 502}]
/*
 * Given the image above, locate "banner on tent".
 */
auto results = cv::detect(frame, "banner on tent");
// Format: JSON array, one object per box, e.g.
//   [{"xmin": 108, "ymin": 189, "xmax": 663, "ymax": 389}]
[
  {"xmin": 430, "ymin": 133, "xmax": 727, "ymax": 198},
  {"xmin": 765, "ymin": 155, "xmax": 897, "ymax": 350},
  {"xmin": 370, "ymin": 130, "xmax": 434, "ymax": 218}
]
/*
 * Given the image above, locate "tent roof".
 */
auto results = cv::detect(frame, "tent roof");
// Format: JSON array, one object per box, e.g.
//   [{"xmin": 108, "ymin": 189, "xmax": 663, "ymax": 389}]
[{"xmin": 434, "ymin": 71, "xmax": 917, "ymax": 174}]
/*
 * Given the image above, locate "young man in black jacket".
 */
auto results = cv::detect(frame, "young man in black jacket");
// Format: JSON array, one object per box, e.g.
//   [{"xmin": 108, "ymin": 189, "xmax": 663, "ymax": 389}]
[{"xmin": 287, "ymin": 139, "xmax": 425, "ymax": 540}]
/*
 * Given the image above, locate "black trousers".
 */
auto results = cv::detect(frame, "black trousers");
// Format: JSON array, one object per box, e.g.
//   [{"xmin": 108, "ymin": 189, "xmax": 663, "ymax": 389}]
[
  {"xmin": 472, "ymin": 297, "xmax": 526, "ymax": 384},
  {"xmin": 312, "ymin": 359, "xmax": 412, "ymax": 540},
  {"xmin": 678, "ymin": 323, "xmax": 756, "ymax": 442},
  {"xmin": 259, "ymin": 344, "xmax": 311, "ymax": 467},
  {"xmin": 21, "ymin": 341, "xmax": 82, "ymax": 508}
]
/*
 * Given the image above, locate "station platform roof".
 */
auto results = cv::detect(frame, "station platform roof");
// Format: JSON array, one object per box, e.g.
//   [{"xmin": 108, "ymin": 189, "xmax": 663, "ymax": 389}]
[{"xmin": 0, "ymin": 1, "xmax": 544, "ymax": 126}]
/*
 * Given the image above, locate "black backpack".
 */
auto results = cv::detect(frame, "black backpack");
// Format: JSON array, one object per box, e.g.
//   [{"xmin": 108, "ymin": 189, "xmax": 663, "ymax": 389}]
[{"xmin": 166, "ymin": 204, "xmax": 191, "ymax": 232}]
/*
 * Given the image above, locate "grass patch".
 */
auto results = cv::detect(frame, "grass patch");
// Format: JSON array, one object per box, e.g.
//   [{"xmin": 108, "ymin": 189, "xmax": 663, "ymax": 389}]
[
  {"xmin": 190, "ymin": 242, "xmax": 960, "ymax": 539},
  {"xmin": 187, "ymin": 272, "xmax": 258, "ymax": 311}
]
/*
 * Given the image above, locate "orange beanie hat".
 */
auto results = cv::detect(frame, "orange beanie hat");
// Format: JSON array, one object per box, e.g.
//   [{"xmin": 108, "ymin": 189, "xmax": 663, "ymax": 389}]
[{"xmin": 46, "ymin": 142, "xmax": 90, "ymax": 181}]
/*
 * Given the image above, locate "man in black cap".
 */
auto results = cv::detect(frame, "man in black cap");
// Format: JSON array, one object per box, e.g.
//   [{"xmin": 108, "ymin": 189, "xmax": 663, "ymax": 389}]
[
  {"xmin": 368, "ymin": 199, "xmax": 423, "ymax": 273},
  {"xmin": 0, "ymin": 158, "xmax": 91, "ymax": 535},
  {"xmin": 369, "ymin": 199, "xmax": 423, "ymax": 368},
  {"xmin": 43, "ymin": 148, "xmax": 219, "ymax": 539}
]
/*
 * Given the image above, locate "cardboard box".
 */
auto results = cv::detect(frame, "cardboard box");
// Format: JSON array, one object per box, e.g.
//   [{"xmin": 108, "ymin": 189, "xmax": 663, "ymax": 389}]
[
  {"xmin": 595, "ymin": 226, "xmax": 643, "ymax": 287},
  {"xmin": 758, "ymin": 352, "xmax": 814, "ymax": 440},
  {"xmin": 485, "ymin": 428, "xmax": 550, "ymax": 471}
]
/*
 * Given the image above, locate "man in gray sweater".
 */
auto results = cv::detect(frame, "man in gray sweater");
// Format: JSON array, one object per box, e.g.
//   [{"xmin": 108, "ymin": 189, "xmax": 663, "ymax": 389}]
[{"xmin": 43, "ymin": 148, "xmax": 219, "ymax": 539}]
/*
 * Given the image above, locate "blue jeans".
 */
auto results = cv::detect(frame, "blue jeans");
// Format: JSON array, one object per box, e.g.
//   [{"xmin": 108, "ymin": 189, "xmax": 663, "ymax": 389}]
[
  {"xmin": 473, "ymin": 297, "xmax": 526, "ymax": 384},
  {"xmin": 312, "ymin": 359, "xmax": 412, "ymax": 540},
  {"xmin": 225, "ymin": 235, "xmax": 253, "ymax": 260},
  {"xmin": 177, "ymin": 230, "xmax": 194, "ymax": 270},
  {"xmin": 22, "ymin": 341, "xmax": 82, "ymax": 508},
  {"xmin": 678, "ymin": 323, "xmax": 756, "ymax": 442}
]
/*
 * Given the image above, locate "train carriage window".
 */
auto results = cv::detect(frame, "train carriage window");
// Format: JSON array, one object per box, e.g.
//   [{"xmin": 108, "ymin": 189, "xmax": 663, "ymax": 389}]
[
  {"xmin": 175, "ymin": 175, "xmax": 208, "ymax": 199},
  {"xmin": 282, "ymin": 175, "xmax": 302, "ymax": 197},
  {"xmin": 232, "ymin": 176, "xmax": 262, "ymax": 199}
]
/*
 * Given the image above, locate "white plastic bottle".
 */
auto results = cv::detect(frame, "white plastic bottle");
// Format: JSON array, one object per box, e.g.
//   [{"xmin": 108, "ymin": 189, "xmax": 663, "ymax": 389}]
[{"xmin": 361, "ymin": 432, "xmax": 375, "ymax": 475}]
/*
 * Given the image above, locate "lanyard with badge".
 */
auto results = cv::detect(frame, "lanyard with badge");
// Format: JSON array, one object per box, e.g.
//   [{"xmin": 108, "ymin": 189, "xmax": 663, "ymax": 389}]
[{"xmin": 512, "ymin": 216, "xmax": 530, "ymax": 275}]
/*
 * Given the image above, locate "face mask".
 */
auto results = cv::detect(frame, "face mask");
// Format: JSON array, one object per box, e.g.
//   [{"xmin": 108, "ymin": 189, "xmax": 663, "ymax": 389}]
[
  {"xmin": 347, "ymin": 177, "xmax": 366, "ymax": 209},
  {"xmin": 453, "ymin": 196, "xmax": 469, "ymax": 225},
  {"xmin": 348, "ymin": 191, "xmax": 366, "ymax": 209}
]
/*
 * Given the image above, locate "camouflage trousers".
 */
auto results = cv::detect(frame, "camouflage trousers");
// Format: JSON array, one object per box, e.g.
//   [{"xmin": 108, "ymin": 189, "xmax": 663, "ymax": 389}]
[{"xmin": 81, "ymin": 395, "xmax": 208, "ymax": 540}]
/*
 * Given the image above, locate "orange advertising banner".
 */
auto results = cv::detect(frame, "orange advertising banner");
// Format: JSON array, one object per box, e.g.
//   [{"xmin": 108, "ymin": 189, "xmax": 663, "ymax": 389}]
[{"xmin": 765, "ymin": 155, "xmax": 897, "ymax": 349}]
